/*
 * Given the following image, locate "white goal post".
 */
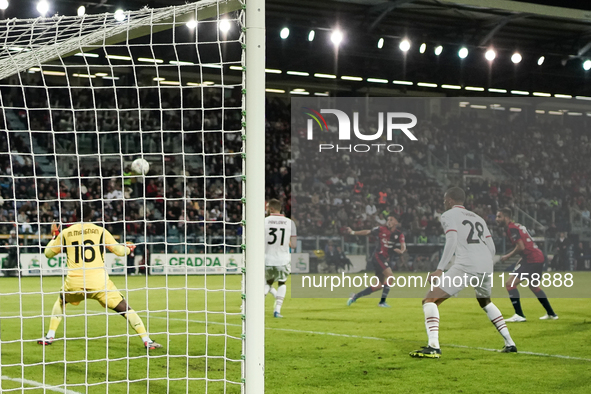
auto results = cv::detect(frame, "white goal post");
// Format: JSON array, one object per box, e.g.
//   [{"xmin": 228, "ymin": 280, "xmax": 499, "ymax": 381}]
[{"xmin": 0, "ymin": 0, "xmax": 265, "ymax": 392}]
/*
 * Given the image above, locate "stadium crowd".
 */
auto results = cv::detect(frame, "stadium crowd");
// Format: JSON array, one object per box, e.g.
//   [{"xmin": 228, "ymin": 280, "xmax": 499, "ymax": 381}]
[
  {"xmin": 2, "ymin": 86, "xmax": 591, "ymax": 268},
  {"xmin": 0, "ymin": 80, "xmax": 244, "ymax": 249}
]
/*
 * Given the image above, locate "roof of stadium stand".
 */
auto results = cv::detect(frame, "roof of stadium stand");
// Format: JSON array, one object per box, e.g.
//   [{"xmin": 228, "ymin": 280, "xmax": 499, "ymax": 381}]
[{"xmin": 7, "ymin": 0, "xmax": 591, "ymax": 96}]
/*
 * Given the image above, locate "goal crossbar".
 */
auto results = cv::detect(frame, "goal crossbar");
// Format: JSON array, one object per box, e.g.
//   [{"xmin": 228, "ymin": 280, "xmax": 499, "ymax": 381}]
[{"xmin": 0, "ymin": 0, "xmax": 242, "ymax": 81}]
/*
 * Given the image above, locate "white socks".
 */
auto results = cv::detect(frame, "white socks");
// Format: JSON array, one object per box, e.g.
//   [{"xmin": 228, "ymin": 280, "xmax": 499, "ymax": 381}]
[
  {"xmin": 47, "ymin": 329, "xmax": 56, "ymax": 339},
  {"xmin": 423, "ymin": 302, "xmax": 440, "ymax": 349},
  {"xmin": 275, "ymin": 285, "xmax": 286, "ymax": 313},
  {"xmin": 264, "ymin": 284, "xmax": 277, "ymax": 298},
  {"xmin": 483, "ymin": 303, "xmax": 515, "ymax": 347}
]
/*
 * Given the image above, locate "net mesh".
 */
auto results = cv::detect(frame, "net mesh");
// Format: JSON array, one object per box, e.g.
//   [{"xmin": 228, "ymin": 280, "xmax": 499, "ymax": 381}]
[{"xmin": 0, "ymin": 1, "xmax": 245, "ymax": 392}]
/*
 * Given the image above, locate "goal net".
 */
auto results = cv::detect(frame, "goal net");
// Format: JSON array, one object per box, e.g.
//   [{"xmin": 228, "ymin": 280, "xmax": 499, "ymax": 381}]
[{"xmin": 0, "ymin": 1, "xmax": 265, "ymax": 393}]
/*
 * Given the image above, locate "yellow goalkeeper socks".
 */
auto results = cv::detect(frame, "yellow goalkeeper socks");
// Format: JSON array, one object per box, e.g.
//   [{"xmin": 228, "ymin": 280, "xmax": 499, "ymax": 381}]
[
  {"xmin": 125, "ymin": 309, "xmax": 150, "ymax": 342},
  {"xmin": 47, "ymin": 297, "xmax": 64, "ymax": 335}
]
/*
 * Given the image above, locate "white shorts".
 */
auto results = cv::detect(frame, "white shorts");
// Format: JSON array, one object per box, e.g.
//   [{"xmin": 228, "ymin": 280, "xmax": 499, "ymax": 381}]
[
  {"xmin": 438, "ymin": 265, "xmax": 492, "ymax": 298},
  {"xmin": 265, "ymin": 264, "xmax": 290, "ymax": 282}
]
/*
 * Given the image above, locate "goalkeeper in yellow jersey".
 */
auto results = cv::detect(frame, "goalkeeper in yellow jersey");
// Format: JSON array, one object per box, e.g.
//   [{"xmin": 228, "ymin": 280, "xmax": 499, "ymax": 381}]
[{"xmin": 38, "ymin": 203, "xmax": 162, "ymax": 350}]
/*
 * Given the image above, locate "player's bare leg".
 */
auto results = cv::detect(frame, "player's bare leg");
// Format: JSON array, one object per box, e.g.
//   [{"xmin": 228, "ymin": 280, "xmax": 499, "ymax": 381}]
[
  {"xmin": 113, "ymin": 300, "xmax": 162, "ymax": 350},
  {"xmin": 274, "ymin": 280, "xmax": 287, "ymax": 318},
  {"xmin": 477, "ymin": 297, "xmax": 517, "ymax": 352},
  {"xmin": 38, "ymin": 294, "xmax": 66, "ymax": 345},
  {"xmin": 409, "ymin": 288, "xmax": 450, "ymax": 358},
  {"xmin": 264, "ymin": 279, "xmax": 277, "ymax": 298}
]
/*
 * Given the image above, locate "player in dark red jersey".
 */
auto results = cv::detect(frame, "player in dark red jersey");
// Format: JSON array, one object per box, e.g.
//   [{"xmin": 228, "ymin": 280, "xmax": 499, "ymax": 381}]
[
  {"xmin": 496, "ymin": 208, "xmax": 558, "ymax": 322},
  {"xmin": 345, "ymin": 215, "xmax": 406, "ymax": 307}
]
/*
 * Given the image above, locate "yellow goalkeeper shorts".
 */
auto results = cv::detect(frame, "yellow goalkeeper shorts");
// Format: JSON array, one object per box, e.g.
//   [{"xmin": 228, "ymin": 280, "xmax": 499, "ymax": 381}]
[{"xmin": 62, "ymin": 278, "xmax": 124, "ymax": 310}]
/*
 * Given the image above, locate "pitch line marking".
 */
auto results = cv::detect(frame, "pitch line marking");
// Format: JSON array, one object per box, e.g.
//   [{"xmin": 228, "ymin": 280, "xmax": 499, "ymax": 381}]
[
  {"xmin": 6, "ymin": 310, "xmax": 591, "ymax": 362},
  {"xmin": 147, "ymin": 314, "xmax": 591, "ymax": 362},
  {"xmin": 1, "ymin": 375, "xmax": 83, "ymax": 394}
]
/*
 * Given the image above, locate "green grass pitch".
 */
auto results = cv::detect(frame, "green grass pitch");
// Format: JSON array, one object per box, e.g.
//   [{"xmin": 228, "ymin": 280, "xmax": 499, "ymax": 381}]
[{"xmin": 1, "ymin": 274, "xmax": 590, "ymax": 393}]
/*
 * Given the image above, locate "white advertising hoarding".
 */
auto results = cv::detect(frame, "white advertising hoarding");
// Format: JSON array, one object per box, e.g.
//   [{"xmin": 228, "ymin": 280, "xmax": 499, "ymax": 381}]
[
  {"xmin": 1, "ymin": 252, "xmax": 310, "ymax": 276},
  {"xmin": 0, "ymin": 253, "xmax": 127, "ymax": 276}
]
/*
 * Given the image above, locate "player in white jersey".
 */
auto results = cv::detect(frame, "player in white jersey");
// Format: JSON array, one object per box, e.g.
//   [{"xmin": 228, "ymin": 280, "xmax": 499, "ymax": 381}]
[
  {"xmin": 409, "ymin": 187, "xmax": 516, "ymax": 358},
  {"xmin": 264, "ymin": 199, "xmax": 297, "ymax": 318}
]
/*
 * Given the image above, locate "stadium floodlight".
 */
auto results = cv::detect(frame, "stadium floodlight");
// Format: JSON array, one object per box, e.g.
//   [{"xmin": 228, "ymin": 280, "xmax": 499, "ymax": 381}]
[
  {"xmin": 435, "ymin": 45, "xmax": 443, "ymax": 56},
  {"xmin": 36, "ymin": 0, "xmax": 49, "ymax": 15},
  {"xmin": 280, "ymin": 27, "xmax": 289, "ymax": 39},
  {"xmin": 584, "ymin": 60, "xmax": 591, "ymax": 71},
  {"xmin": 377, "ymin": 38, "xmax": 384, "ymax": 49},
  {"xmin": 114, "ymin": 9, "xmax": 125, "ymax": 22},
  {"xmin": 186, "ymin": 19, "xmax": 197, "ymax": 29},
  {"xmin": 538, "ymin": 56, "xmax": 545, "ymax": 65},
  {"xmin": 0, "ymin": 0, "xmax": 9, "ymax": 10},
  {"xmin": 331, "ymin": 29, "xmax": 343, "ymax": 46},
  {"xmin": 458, "ymin": 47, "xmax": 468, "ymax": 59},
  {"xmin": 367, "ymin": 78, "xmax": 388, "ymax": 83},
  {"xmin": 77, "ymin": 5, "xmax": 85, "ymax": 16},
  {"xmin": 106, "ymin": 54, "xmax": 132, "ymax": 61},
  {"xmin": 485, "ymin": 49, "xmax": 496, "ymax": 61},
  {"xmin": 511, "ymin": 52, "xmax": 522, "ymax": 64},
  {"xmin": 420, "ymin": 43, "xmax": 426, "ymax": 53},
  {"xmin": 417, "ymin": 82, "xmax": 437, "ymax": 88},
  {"xmin": 341, "ymin": 75, "xmax": 363, "ymax": 81},
  {"xmin": 170, "ymin": 60, "xmax": 195, "ymax": 66},
  {"xmin": 308, "ymin": 29, "xmax": 315, "ymax": 41},
  {"xmin": 314, "ymin": 73, "xmax": 336, "ymax": 79},
  {"xmin": 138, "ymin": 57, "xmax": 164, "ymax": 63},
  {"xmin": 219, "ymin": 18, "xmax": 231, "ymax": 32},
  {"xmin": 287, "ymin": 70, "xmax": 309, "ymax": 76},
  {"xmin": 75, "ymin": 52, "xmax": 99, "ymax": 58},
  {"xmin": 399, "ymin": 39, "xmax": 410, "ymax": 52}
]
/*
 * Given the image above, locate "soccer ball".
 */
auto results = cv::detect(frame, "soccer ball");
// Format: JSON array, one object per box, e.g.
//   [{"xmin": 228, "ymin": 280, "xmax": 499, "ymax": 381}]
[{"xmin": 131, "ymin": 158, "xmax": 150, "ymax": 175}]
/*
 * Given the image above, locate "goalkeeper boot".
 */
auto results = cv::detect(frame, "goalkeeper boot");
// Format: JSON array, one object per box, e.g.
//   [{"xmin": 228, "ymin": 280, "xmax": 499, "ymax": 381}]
[
  {"xmin": 409, "ymin": 346, "xmax": 441, "ymax": 359},
  {"xmin": 500, "ymin": 345, "xmax": 518, "ymax": 353},
  {"xmin": 37, "ymin": 336, "xmax": 54, "ymax": 346},
  {"xmin": 273, "ymin": 311, "xmax": 283, "ymax": 318},
  {"xmin": 378, "ymin": 302, "xmax": 391, "ymax": 308},
  {"xmin": 144, "ymin": 340, "xmax": 163, "ymax": 350}
]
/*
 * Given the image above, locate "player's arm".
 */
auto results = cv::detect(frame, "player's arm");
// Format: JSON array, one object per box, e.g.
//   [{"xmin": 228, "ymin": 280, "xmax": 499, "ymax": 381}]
[
  {"xmin": 432, "ymin": 230, "xmax": 458, "ymax": 276},
  {"xmin": 289, "ymin": 221, "xmax": 297, "ymax": 249},
  {"xmin": 484, "ymin": 236, "xmax": 496, "ymax": 257},
  {"xmin": 104, "ymin": 230, "xmax": 136, "ymax": 256},
  {"xmin": 483, "ymin": 227, "xmax": 496, "ymax": 257},
  {"xmin": 346, "ymin": 227, "xmax": 372, "ymax": 236},
  {"xmin": 501, "ymin": 239, "xmax": 524, "ymax": 261},
  {"xmin": 393, "ymin": 233, "xmax": 406, "ymax": 254},
  {"xmin": 430, "ymin": 214, "xmax": 456, "ymax": 280},
  {"xmin": 501, "ymin": 228, "xmax": 524, "ymax": 261},
  {"xmin": 44, "ymin": 222, "xmax": 63, "ymax": 259}
]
